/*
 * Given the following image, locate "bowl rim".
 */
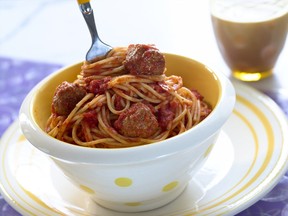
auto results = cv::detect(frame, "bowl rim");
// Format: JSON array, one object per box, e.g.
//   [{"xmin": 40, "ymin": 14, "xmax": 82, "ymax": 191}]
[{"xmin": 19, "ymin": 53, "xmax": 235, "ymax": 164}]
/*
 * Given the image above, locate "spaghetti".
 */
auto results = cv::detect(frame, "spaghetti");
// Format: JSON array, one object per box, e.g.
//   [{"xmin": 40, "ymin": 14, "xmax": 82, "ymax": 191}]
[{"xmin": 46, "ymin": 44, "xmax": 212, "ymax": 148}]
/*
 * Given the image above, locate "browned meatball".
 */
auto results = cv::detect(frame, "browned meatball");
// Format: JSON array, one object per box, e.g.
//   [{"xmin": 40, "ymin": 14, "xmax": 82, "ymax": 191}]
[
  {"xmin": 52, "ymin": 81, "xmax": 86, "ymax": 116},
  {"xmin": 114, "ymin": 102, "xmax": 159, "ymax": 138},
  {"xmin": 124, "ymin": 44, "xmax": 165, "ymax": 76}
]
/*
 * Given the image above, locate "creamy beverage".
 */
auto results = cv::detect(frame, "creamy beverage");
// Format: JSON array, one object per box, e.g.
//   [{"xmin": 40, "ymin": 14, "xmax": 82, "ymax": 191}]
[{"xmin": 211, "ymin": 0, "xmax": 288, "ymax": 81}]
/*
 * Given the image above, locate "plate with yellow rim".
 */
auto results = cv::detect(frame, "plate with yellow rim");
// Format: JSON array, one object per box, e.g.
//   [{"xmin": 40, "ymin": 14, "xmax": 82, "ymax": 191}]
[{"xmin": 1, "ymin": 82, "xmax": 288, "ymax": 216}]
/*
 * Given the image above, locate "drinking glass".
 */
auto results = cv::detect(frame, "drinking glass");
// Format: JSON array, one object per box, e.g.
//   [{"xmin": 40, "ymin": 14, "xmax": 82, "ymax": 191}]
[{"xmin": 210, "ymin": 0, "xmax": 288, "ymax": 81}]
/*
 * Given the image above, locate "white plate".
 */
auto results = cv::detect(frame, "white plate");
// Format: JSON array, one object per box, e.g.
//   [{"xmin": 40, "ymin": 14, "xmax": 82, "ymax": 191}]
[{"xmin": 1, "ymin": 82, "xmax": 288, "ymax": 216}]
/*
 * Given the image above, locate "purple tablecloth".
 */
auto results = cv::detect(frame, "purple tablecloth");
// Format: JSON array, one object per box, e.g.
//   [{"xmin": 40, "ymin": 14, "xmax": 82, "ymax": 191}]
[
  {"xmin": 0, "ymin": 57, "xmax": 288, "ymax": 216},
  {"xmin": 0, "ymin": 57, "xmax": 61, "ymax": 216}
]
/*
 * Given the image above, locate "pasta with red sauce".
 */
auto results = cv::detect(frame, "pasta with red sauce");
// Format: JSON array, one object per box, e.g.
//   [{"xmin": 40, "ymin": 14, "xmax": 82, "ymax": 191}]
[{"xmin": 46, "ymin": 44, "xmax": 212, "ymax": 148}]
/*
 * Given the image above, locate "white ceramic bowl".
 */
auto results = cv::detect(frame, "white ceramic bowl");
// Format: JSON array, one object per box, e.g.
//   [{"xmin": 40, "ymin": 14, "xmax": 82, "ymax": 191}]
[{"xmin": 19, "ymin": 53, "xmax": 235, "ymax": 212}]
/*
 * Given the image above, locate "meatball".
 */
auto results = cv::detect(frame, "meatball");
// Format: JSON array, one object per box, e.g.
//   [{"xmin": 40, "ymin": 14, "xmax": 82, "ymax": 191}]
[
  {"xmin": 52, "ymin": 81, "xmax": 86, "ymax": 116},
  {"xmin": 124, "ymin": 44, "xmax": 165, "ymax": 76},
  {"xmin": 114, "ymin": 102, "xmax": 159, "ymax": 138}
]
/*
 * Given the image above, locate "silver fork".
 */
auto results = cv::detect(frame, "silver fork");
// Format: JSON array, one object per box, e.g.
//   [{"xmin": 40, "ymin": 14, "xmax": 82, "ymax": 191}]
[{"xmin": 77, "ymin": 0, "xmax": 112, "ymax": 62}]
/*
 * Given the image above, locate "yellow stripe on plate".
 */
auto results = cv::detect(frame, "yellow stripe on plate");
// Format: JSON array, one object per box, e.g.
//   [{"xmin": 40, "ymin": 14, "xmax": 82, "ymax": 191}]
[
  {"xmin": 186, "ymin": 105, "xmax": 258, "ymax": 214},
  {"xmin": 2, "ymin": 124, "xmax": 61, "ymax": 215},
  {"xmin": 185, "ymin": 94, "xmax": 275, "ymax": 215}
]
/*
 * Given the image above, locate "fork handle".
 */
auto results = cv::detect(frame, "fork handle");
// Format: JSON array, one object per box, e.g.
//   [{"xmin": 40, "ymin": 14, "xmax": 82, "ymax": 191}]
[
  {"xmin": 77, "ymin": 0, "xmax": 90, "ymax": 5},
  {"xmin": 78, "ymin": 0, "xmax": 99, "ymax": 44}
]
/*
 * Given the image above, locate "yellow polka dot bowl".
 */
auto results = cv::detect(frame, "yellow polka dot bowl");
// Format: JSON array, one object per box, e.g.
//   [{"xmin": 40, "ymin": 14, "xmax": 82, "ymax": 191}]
[{"xmin": 19, "ymin": 53, "xmax": 235, "ymax": 212}]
